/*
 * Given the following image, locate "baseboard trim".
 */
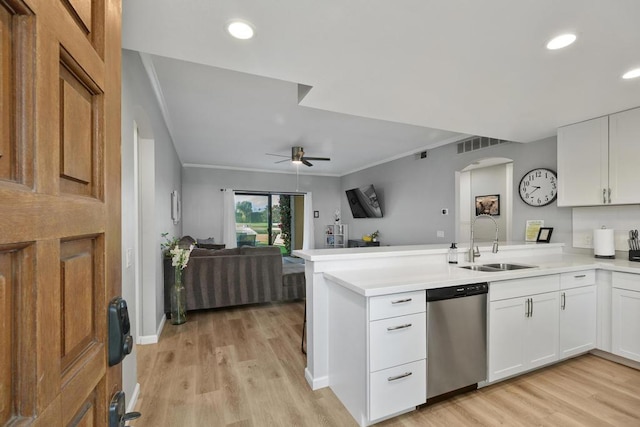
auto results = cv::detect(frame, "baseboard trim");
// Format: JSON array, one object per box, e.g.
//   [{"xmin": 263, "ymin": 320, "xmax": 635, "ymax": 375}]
[
  {"xmin": 127, "ymin": 382, "xmax": 141, "ymax": 413},
  {"xmin": 136, "ymin": 314, "xmax": 166, "ymax": 345},
  {"xmin": 305, "ymin": 368, "xmax": 328, "ymax": 390},
  {"xmin": 591, "ymin": 349, "xmax": 640, "ymax": 370}
]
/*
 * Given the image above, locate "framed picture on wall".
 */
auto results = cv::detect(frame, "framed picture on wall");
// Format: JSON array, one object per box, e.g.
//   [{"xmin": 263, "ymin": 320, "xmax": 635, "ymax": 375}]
[{"xmin": 475, "ymin": 194, "xmax": 500, "ymax": 216}]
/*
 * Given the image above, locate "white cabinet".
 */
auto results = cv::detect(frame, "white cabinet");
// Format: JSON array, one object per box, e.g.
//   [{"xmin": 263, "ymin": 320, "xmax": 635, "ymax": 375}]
[
  {"xmin": 325, "ymin": 224, "xmax": 348, "ymax": 248},
  {"xmin": 557, "ymin": 116, "xmax": 608, "ymax": 206},
  {"xmin": 557, "ymin": 106, "xmax": 640, "ymax": 206},
  {"xmin": 327, "ymin": 286, "xmax": 425, "ymax": 426},
  {"xmin": 608, "ymin": 108, "xmax": 640, "ymax": 205},
  {"xmin": 489, "ymin": 275, "xmax": 560, "ymax": 382},
  {"xmin": 612, "ymin": 272, "xmax": 640, "ymax": 363},
  {"xmin": 368, "ymin": 290, "xmax": 426, "ymax": 423},
  {"xmin": 559, "ymin": 271, "xmax": 596, "ymax": 359}
]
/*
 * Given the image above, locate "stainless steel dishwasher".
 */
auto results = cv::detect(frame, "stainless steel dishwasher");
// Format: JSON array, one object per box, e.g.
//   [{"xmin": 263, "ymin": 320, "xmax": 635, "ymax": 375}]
[{"xmin": 426, "ymin": 283, "xmax": 488, "ymax": 400}]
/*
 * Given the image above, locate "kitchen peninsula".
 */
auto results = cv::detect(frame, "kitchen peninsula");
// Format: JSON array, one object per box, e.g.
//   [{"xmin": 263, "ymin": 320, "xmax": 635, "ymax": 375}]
[{"xmin": 293, "ymin": 243, "xmax": 640, "ymax": 426}]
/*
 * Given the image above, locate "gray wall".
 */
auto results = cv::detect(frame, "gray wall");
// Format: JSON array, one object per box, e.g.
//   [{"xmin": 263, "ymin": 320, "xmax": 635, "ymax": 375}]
[
  {"xmin": 121, "ymin": 49, "xmax": 183, "ymax": 405},
  {"xmin": 182, "ymin": 167, "xmax": 341, "ymax": 248},
  {"xmin": 341, "ymin": 136, "xmax": 573, "ymax": 248}
]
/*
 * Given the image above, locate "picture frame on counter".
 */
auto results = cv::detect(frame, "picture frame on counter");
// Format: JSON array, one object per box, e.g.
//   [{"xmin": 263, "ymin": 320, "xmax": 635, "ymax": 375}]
[{"xmin": 536, "ymin": 227, "xmax": 553, "ymax": 243}]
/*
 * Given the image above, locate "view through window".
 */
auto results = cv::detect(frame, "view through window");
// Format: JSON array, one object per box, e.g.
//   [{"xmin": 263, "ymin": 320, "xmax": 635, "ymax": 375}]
[{"xmin": 235, "ymin": 193, "xmax": 291, "ymax": 254}]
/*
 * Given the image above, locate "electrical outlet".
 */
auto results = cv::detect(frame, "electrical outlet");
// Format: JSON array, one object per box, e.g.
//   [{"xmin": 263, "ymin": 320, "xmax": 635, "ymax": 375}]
[{"xmin": 437, "ymin": 230, "xmax": 445, "ymax": 238}]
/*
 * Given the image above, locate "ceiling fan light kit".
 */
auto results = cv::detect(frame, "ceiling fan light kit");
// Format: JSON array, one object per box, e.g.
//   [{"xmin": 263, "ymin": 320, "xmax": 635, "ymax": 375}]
[{"xmin": 266, "ymin": 146, "xmax": 331, "ymax": 167}]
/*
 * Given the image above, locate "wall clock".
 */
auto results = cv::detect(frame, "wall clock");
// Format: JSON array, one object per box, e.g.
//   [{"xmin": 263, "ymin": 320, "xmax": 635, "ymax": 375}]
[{"xmin": 519, "ymin": 168, "xmax": 557, "ymax": 207}]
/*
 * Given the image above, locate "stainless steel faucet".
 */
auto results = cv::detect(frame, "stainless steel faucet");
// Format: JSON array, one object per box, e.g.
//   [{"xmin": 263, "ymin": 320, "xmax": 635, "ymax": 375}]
[{"xmin": 469, "ymin": 214, "xmax": 499, "ymax": 263}]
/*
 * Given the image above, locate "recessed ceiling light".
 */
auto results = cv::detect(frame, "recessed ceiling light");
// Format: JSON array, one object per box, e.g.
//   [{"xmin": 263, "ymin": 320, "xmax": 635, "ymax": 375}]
[
  {"xmin": 227, "ymin": 20, "xmax": 254, "ymax": 40},
  {"xmin": 622, "ymin": 68, "xmax": 640, "ymax": 79},
  {"xmin": 546, "ymin": 33, "xmax": 576, "ymax": 50}
]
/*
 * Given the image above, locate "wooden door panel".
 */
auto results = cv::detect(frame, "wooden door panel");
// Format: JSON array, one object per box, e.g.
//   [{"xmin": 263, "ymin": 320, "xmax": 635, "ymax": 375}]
[
  {"xmin": 0, "ymin": 0, "xmax": 121, "ymax": 425},
  {"xmin": 0, "ymin": 5, "xmax": 13, "ymax": 181},
  {"xmin": 0, "ymin": 243, "xmax": 37, "ymax": 425},
  {"xmin": 0, "ymin": 1, "xmax": 35, "ymax": 187},
  {"xmin": 59, "ymin": 48, "xmax": 103, "ymax": 198},
  {"xmin": 0, "ymin": 251, "xmax": 14, "ymax": 425}
]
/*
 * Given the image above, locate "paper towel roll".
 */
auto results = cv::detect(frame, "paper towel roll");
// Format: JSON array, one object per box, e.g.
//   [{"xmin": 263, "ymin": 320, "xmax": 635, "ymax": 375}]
[{"xmin": 593, "ymin": 228, "xmax": 615, "ymax": 258}]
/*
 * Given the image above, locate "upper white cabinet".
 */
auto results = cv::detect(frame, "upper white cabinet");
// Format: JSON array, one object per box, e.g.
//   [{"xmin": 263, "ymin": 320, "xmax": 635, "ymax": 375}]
[
  {"xmin": 557, "ymin": 116, "xmax": 608, "ymax": 206},
  {"xmin": 557, "ymin": 106, "xmax": 640, "ymax": 206},
  {"xmin": 608, "ymin": 108, "xmax": 640, "ymax": 205}
]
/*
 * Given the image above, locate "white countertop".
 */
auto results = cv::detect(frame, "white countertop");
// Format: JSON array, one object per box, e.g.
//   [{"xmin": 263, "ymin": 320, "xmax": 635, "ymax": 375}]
[
  {"xmin": 294, "ymin": 242, "xmax": 564, "ymax": 262},
  {"xmin": 323, "ymin": 253, "xmax": 640, "ymax": 297}
]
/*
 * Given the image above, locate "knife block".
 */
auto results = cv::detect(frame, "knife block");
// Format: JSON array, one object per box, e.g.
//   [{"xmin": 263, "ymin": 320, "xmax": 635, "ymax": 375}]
[{"xmin": 629, "ymin": 250, "xmax": 640, "ymax": 262}]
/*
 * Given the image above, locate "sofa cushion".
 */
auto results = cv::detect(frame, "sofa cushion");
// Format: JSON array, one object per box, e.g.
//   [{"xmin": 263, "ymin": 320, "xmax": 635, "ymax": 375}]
[
  {"xmin": 240, "ymin": 246, "xmax": 281, "ymax": 256},
  {"xmin": 190, "ymin": 248, "xmax": 218, "ymax": 257}
]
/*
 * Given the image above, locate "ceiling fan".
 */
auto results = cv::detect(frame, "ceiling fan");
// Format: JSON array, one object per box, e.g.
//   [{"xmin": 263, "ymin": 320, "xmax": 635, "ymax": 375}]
[{"xmin": 266, "ymin": 146, "xmax": 331, "ymax": 167}]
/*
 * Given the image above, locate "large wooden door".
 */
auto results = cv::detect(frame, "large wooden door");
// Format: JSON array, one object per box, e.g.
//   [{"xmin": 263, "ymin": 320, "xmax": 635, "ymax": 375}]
[{"xmin": 1, "ymin": 0, "xmax": 121, "ymax": 425}]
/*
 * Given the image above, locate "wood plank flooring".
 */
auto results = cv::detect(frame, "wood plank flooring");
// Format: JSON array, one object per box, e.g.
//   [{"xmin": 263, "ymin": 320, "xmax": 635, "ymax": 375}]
[{"xmin": 132, "ymin": 301, "xmax": 640, "ymax": 426}]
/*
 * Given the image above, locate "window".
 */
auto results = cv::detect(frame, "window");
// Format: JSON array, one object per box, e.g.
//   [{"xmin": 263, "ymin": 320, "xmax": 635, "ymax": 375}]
[{"xmin": 234, "ymin": 192, "xmax": 303, "ymax": 254}]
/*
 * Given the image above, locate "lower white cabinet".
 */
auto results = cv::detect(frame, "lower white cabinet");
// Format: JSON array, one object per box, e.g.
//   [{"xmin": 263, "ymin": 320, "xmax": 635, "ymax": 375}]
[
  {"xmin": 327, "ymin": 285, "xmax": 425, "ymax": 427},
  {"xmin": 369, "ymin": 359, "xmax": 426, "ymax": 422},
  {"xmin": 612, "ymin": 272, "xmax": 640, "ymax": 362},
  {"xmin": 489, "ymin": 290, "xmax": 559, "ymax": 382},
  {"xmin": 559, "ymin": 285, "xmax": 597, "ymax": 359}
]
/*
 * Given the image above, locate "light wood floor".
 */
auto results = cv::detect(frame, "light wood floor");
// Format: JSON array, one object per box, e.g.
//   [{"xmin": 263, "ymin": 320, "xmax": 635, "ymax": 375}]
[{"xmin": 132, "ymin": 300, "xmax": 640, "ymax": 426}]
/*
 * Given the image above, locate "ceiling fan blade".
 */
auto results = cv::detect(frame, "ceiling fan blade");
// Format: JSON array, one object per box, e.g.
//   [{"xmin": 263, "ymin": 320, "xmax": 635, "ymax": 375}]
[
  {"xmin": 266, "ymin": 152, "xmax": 289, "ymax": 158},
  {"xmin": 302, "ymin": 156, "xmax": 331, "ymax": 161},
  {"xmin": 302, "ymin": 159, "xmax": 313, "ymax": 167},
  {"xmin": 274, "ymin": 158, "xmax": 290, "ymax": 164}
]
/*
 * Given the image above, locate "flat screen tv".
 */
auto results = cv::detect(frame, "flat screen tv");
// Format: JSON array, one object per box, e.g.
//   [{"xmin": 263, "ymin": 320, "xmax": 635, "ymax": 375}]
[{"xmin": 346, "ymin": 185, "xmax": 383, "ymax": 218}]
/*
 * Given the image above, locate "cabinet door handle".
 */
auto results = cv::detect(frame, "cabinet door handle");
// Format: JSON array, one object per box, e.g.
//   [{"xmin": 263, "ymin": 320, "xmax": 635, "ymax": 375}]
[
  {"xmin": 387, "ymin": 372, "xmax": 412, "ymax": 382},
  {"xmin": 603, "ymin": 188, "xmax": 606, "ymax": 204},
  {"xmin": 525, "ymin": 298, "xmax": 530, "ymax": 317},
  {"xmin": 608, "ymin": 188, "xmax": 612, "ymax": 204},
  {"xmin": 387, "ymin": 323, "xmax": 412, "ymax": 331},
  {"xmin": 391, "ymin": 298, "xmax": 412, "ymax": 304},
  {"xmin": 530, "ymin": 298, "xmax": 534, "ymax": 317},
  {"xmin": 561, "ymin": 292, "xmax": 566, "ymax": 310}
]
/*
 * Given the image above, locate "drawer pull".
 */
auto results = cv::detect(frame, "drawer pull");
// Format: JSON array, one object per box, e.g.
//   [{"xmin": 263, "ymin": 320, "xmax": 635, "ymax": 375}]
[
  {"xmin": 391, "ymin": 298, "xmax": 412, "ymax": 304},
  {"xmin": 387, "ymin": 323, "xmax": 412, "ymax": 331},
  {"xmin": 574, "ymin": 274, "xmax": 586, "ymax": 278},
  {"xmin": 387, "ymin": 372, "xmax": 412, "ymax": 382}
]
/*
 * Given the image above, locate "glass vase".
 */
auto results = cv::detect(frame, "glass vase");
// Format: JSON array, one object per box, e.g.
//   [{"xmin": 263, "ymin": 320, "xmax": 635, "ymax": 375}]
[{"xmin": 171, "ymin": 267, "xmax": 187, "ymax": 325}]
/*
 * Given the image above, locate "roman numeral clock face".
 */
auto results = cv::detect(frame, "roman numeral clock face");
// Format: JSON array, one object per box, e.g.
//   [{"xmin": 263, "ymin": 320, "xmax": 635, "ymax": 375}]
[{"xmin": 519, "ymin": 168, "xmax": 558, "ymax": 207}]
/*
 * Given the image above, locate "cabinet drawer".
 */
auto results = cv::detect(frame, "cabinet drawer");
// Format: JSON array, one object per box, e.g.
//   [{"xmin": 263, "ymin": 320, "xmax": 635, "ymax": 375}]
[
  {"xmin": 369, "ymin": 290, "xmax": 426, "ymax": 321},
  {"xmin": 370, "ymin": 312, "xmax": 426, "ymax": 372},
  {"xmin": 560, "ymin": 270, "xmax": 595, "ymax": 290},
  {"xmin": 613, "ymin": 272, "xmax": 640, "ymax": 292},
  {"xmin": 369, "ymin": 359, "xmax": 426, "ymax": 422},
  {"xmin": 490, "ymin": 275, "xmax": 559, "ymax": 301}
]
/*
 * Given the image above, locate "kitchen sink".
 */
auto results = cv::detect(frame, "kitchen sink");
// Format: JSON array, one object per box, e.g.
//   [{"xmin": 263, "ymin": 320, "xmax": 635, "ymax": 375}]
[
  {"xmin": 459, "ymin": 265, "xmax": 503, "ymax": 272},
  {"xmin": 459, "ymin": 263, "xmax": 537, "ymax": 272},
  {"xmin": 482, "ymin": 263, "xmax": 536, "ymax": 270}
]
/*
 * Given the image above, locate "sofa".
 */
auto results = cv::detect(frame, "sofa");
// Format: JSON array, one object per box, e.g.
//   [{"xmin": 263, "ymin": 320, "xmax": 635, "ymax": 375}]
[{"xmin": 163, "ymin": 241, "xmax": 305, "ymax": 315}]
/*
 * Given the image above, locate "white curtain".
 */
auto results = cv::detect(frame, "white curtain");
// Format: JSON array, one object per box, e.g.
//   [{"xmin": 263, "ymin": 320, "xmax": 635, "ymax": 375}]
[
  {"xmin": 222, "ymin": 189, "xmax": 237, "ymax": 248},
  {"xmin": 302, "ymin": 192, "xmax": 315, "ymax": 250}
]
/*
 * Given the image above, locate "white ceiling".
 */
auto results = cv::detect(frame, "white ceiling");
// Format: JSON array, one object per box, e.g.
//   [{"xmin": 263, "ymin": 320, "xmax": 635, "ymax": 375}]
[{"xmin": 122, "ymin": 0, "xmax": 640, "ymax": 176}]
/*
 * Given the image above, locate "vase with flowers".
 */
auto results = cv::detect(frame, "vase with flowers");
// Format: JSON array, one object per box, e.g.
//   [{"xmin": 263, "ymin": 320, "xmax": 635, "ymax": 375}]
[{"xmin": 161, "ymin": 233, "xmax": 194, "ymax": 325}]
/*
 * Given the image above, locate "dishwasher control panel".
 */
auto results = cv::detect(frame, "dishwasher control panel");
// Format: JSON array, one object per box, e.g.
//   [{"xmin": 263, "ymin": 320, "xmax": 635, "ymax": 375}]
[{"xmin": 426, "ymin": 283, "xmax": 488, "ymax": 301}]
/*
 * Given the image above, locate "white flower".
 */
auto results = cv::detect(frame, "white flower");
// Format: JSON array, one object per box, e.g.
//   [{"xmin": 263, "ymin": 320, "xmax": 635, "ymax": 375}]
[{"xmin": 170, "ymin": 244, "xmax": 194, "ymax": 270}]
